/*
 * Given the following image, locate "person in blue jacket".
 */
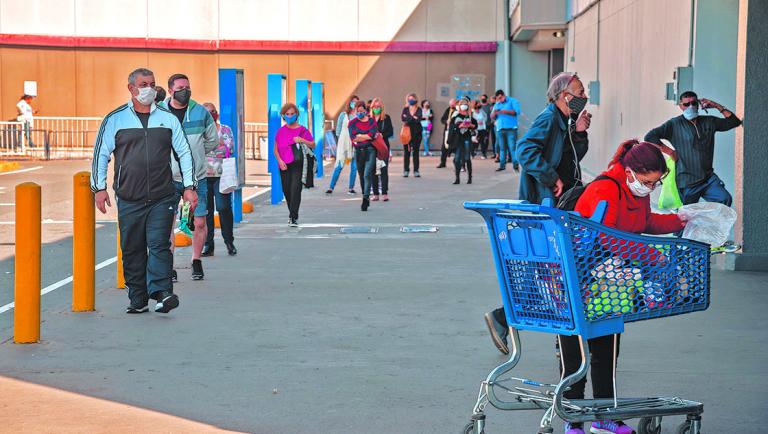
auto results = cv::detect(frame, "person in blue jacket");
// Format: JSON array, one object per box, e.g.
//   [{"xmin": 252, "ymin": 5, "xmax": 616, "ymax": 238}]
[{"xmin": 483, "ymin": 72, "xmax": 593, "ymax": 355}]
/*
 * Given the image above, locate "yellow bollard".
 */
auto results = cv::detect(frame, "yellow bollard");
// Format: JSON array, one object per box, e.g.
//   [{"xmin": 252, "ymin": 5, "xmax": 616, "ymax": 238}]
[
  {"xmin": 242, "ymin": 201, "xmax": 254, "ymax": 213},
  {"xmin": 72, "ymin": 172, "xmax": 95, "ymax": 312},
  {"xmin": 14, "ymin": 182, "xmax": 41, "ymax": 344},
  {"xmin": 116, "ymin": 225, "xmax": 125, "ymax": 289}
]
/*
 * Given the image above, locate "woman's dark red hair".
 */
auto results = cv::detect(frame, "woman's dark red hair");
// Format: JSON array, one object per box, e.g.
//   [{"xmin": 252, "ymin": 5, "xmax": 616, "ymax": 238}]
[{"xmin": 610, "ymin": 139, "xmax": 668, "ymax": 175}]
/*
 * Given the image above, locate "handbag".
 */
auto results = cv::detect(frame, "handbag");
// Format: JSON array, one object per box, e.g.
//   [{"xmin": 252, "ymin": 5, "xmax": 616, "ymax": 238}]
[
  {"xmin": 219, "ymin": 147, "xmax": 238, "ymax": 194},
  {"xmin": 399, "ymin": 124, "xmax": 411, "ymax": 145},
  {"xmin": 372, "ymin": 134, "xmax": 389, "ymax": 161}
]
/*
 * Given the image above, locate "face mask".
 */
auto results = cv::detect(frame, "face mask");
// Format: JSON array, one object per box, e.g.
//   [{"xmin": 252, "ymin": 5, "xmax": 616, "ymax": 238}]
[
  {"xmin": 283, "ymin": 114, "xmax": 297, "ymax": 124},
  {"xmin": 683, "ymin": 105, "xmax": 699, "ymax": 120},
  {"xmin": 173, "ymin": 88, "xmax": 191, "ymax": 106},
  {"xmin": 408, "ymin": 99, "xmax": 417, "ymax": 106},
  {"xmin": 350, "ymin": 101, "xmax": 357, "ymax": 109},
  {"xmin": 626, "ymin": 169, "xmax": 655, "ymax": 197},
  {"xmin": 567, "ymin": 94, "xmax": 588, "ymax": 116},
  {"xmin": 356, "ymin": 111, "xmax": 366, "ymax": 120},
  {"xmin": 481, "ymin": 98, "xmax": 487, "ymax": 104},
  {"xmin": 135, "ymin": 86, "xmax": 157, "ymax": 106},
  {"xmin": 459, "ymin": 104, "xmax": 469, "ymax": 111},
  {"xmin": 372, "ymin": 108, "xmax": 382, "ymax": 115},
  {"xmin": 210, "ymin": 112, "xmax": 219, "ymax": 122}
]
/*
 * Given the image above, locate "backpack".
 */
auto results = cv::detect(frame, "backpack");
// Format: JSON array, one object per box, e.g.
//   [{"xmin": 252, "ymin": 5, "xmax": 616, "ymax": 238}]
[{"xmin": 556, "ymin": 175, "xmax": 622, "ymax": 211}]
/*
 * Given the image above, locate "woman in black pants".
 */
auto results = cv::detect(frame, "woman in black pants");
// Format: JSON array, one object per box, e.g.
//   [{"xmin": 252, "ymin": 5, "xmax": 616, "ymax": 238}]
[
  {"xmin": 370, "ymin": 97, "xmax": 392, "ymax": 202},
  {"xmin": 401, "ymin": 93, "xmax": 423, "ymax": 178},
  {"xmin": 448, "ymin": 97, "xmax": 477, "ymax": 184},
  {"xmin": 274, "ymin": 103, "xmax": 315, "ymax": 227}
]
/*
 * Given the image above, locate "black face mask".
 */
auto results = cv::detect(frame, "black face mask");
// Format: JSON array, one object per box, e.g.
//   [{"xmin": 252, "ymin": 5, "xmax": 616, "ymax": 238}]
[
  {"xmin": 567, "ymin": 94, "xmax": 588, "ymax": 116},
  {"xmin": 173, "ymin": 88, "xmax": 191, "ymax": 106},
  {"xmin": 481, "ymin": 98, "xmax": 487, "ymax": 104}
]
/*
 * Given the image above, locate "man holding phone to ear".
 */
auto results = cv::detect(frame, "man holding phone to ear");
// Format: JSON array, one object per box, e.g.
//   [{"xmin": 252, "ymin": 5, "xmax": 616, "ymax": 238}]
[
  {"xmin": 91, "ymin": 68, "xmax": 197, "ymax": 314},
  {"xmin": 483, "ymin": 72, "xmax": 592, "ymax": 355}
]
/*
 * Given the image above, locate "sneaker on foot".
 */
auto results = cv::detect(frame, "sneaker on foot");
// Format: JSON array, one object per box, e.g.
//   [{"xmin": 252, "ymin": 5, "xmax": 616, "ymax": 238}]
[
  {"xmin": 171, "ymin": 269, "xmax": 178, "ymax": 283},
  {"xmin": 495, "ymin": 167, "xmax": 505, "ymax": 172},
  {"xmin": 513, "ymin": 163, "xmax": 520, "ymax": 172},
  {"xmin": 590, "ymin": 420, "xmax": 635, "ymax": 434},
  {"xmin": 371, "ymin": 195, "xmax": 379, "ymax": 201},
  {"xmin": 191, "ymin": 259, "xmax": 204, "ymax": 281},
  {"xmin": 414, "ymin": 171, "xmax": 421, "ymax": 177},
  {"xmin": 403, "ymin": 171, "xmax": 409, "ymax": 178},
  {"xmin": 289, "ymin": 218, "xmax": 299, "ymax": 227},
  {"xmin": 201, "ymin": 243, "xmax": 214, "ymax": 257},
  {"xmin": 154, "ymin": 291, "xmax": 179, "ymax": 313},
  {"xmin": 382, "ymin": 194, "xmax": 389, "ymax": 202},
  {"xmin": 125, "ymin": 304, "xmax": 149, "ymax": 314},
  {"xmin": 483, "ymin": 311, "xmax": 509, "ymax": 354},
  {"xmin": 325, "ymin": 189, "xmax": 333, "ymax": 194},
  {"xmin": 565, "ymin": 423, "xmax": 586, "ymax": 434},
  {"xmin": 347, "ymin": 189, "xmax": 356, "ymax": 195}
]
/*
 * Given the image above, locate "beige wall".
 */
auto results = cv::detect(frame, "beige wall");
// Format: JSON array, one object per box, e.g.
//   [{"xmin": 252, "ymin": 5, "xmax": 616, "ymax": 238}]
[
  {"xmin": 564, "ymin": 0, "xmax": 693, "ymax": 173},
  {"xmin": 0, "ymin": 48, "xmax": 494, "ymax": 127}
]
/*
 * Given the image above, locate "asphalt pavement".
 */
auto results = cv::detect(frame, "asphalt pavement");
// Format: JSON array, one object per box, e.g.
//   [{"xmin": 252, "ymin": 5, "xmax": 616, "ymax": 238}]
[{"xmin": 0, "ymin": 156, "xmax": 766, "ymax": 433}]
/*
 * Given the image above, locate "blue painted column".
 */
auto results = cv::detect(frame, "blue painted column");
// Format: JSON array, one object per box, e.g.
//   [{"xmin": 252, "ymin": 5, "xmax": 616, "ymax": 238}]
[
  {"xmin": 218, "ymin": 68, "xmax": 245, "ymax": 222},
  {"xmin": 311, "ymin": 82, "xmax": 325, "ymax": 178},
  {"xmin": 267, "ymin": 74, "xmax": 286, "ymax": 205},
  {"xmin": 295, "ymin": 79, "xmax": 312, "ymax": 129}
]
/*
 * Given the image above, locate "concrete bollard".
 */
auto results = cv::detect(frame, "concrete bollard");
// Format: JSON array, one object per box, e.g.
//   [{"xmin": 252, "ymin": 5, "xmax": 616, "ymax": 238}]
[
  {"xmin": 72, "ymin": 172, "xmax": 95, "ymax": 312},
  {"xmin": 14, "ymin": 182, "xmax": 41, "ymax": 344},
  {"xmin": 116, "ymin": 225, "xmax": 125, "ymax": 289}
]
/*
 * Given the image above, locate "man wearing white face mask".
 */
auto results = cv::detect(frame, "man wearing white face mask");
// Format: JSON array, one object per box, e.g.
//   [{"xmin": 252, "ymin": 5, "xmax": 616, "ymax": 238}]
[
  {"xmin": 91, "ymin": 68, "xmax": 197, "ymax": 314},
  {"xmin": 645, "ymin": 90, "xmax": 741, "ymax": 206}
]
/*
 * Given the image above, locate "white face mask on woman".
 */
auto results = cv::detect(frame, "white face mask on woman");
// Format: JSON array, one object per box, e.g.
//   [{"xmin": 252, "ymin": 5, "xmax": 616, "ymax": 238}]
[
  {"xmin": 459, "ymin": 104, "xmax": 469, "ymax": 111},
  {"xmin": 626, "ymin": 168, "xmax": 655, "ymax": 197}
]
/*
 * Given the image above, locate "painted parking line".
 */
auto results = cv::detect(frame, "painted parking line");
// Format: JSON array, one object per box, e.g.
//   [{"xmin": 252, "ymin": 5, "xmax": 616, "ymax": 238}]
[{"xmin": 0, "ymin": 166, "xmax": 44, "ymax": 176}]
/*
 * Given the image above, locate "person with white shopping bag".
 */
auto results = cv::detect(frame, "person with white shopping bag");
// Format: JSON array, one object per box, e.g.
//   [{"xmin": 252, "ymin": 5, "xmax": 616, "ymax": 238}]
[{"xmin": 201, "ymin": 102, "xmax": 237, "ymax": 256}]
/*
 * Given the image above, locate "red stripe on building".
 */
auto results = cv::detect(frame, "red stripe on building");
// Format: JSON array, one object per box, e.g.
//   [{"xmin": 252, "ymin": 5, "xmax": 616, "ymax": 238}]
[{"xmin": 0, "ymin": 33, "xmax": 496, "ymax": 53}]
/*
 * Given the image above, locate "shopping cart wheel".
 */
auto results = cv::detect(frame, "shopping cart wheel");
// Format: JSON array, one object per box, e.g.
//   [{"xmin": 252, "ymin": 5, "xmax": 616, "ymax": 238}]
[
  {"xmin": 675, "ymin": 421, "xmax": 693, "ymax": 434},
  {"xmin": 461, "ymin": 421, "xmax": 484, "ymax": 434},
  {"xmin": 637, "ymin": 417, "xmax": 661, "ymax": 434}
]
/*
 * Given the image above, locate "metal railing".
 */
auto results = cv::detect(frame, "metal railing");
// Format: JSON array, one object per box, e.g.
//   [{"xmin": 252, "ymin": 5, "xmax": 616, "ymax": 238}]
[{"xmin": 1, "ymin": 117, "xmax": 336, "ymax": 160}]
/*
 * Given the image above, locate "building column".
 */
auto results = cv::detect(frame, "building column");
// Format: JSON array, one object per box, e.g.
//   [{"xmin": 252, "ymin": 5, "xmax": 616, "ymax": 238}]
[{"xmin": 730, "ymin": 0, "xmax": 768, "ymax": 271}]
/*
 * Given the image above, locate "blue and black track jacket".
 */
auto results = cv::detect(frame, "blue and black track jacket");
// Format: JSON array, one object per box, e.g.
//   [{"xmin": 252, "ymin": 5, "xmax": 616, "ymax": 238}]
[{"xmin": 90, "ymin": 101, "xmax": 196, "ymax": 202}]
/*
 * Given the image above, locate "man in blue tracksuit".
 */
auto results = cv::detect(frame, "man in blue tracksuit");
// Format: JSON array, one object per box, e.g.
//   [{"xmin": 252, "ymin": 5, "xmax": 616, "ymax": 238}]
[{"xmin": 91, "ymin": 68, "xmax": 197, "ymax": 314}]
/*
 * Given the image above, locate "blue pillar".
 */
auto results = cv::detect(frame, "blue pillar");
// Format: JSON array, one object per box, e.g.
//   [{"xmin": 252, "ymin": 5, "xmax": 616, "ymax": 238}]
[
  {"xmin": 311, "ymin": 82, "xmax": 325, "ymax": 178},
  {"xmin": 267, "ymin": 74, "xmax": 286, "ymax": 205},
  {"xmin": 218, "ymin": 68, "xmax": 245, "ymax": 222},
  {"xmin": 295, "ymin": 79, "xmax": 312, "ymax": 129}
]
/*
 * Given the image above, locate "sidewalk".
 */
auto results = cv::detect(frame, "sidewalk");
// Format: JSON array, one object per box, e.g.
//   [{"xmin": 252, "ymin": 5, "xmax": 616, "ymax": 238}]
[{"xmin": 0, "ymin": 156, "xmax": 766, "ymax": 433}]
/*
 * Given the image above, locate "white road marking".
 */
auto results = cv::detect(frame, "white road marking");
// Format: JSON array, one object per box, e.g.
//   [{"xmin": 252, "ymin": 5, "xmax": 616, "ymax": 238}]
[{"xmin": 0, "ymin": 166, "xmax": 44, "ymax": 176}]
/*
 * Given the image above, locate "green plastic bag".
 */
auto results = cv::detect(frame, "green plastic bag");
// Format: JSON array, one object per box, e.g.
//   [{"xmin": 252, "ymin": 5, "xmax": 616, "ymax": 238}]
[
  {"xmin": 658, "ymin": 155, "xmax": 683, "ymax": 210},
  {"xmin": 177, "ymin": 201, "xmax": 193, "ymax": 236}
]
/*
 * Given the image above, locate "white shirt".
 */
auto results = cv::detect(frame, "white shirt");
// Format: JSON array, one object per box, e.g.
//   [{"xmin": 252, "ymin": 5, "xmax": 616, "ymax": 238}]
[
  {"xmin": 472, "ymin": 110, "xmax": 487, "ymax": 130},
  {"xmin": 16, "ymin": 100, "xmax": 34, "ymax": 126}
]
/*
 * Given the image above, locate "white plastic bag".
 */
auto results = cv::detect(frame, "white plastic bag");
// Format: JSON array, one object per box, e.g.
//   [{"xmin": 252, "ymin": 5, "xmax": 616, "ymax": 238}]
[
  {"xmin": 678, "ymin": 202, "xmax": 736, "ymax": 246},
  {"xmin": 219, "ymin": 157, "xmax": 238, "ymax": 194}
]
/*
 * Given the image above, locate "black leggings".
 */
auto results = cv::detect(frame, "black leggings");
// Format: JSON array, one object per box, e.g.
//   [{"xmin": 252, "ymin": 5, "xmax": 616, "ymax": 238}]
[
  {"xmin": 403, "ymin": 140, "xmax": 420, "ymax": 172},
  {"xmin": 559, "ymin": 334, "xmax": 621, "ymax": 400}
]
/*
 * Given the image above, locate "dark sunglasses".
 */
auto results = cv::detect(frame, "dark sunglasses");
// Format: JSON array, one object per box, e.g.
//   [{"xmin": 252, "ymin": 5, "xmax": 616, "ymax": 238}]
[{"xmin": 681, "ymin": 100, "xmax": 699, "ymax": 108}]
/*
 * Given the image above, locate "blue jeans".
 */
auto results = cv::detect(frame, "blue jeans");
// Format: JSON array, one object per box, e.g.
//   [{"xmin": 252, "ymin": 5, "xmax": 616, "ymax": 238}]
[
  {"xmin": 497, "ymin": 128, "xmax": 518, "ymax": 169},
  {"xmin": 422, "ymin": 129, "xmax": 431, "ymax": 155},
  {"xmin": 355, "ymin": 146, "xmax": 377, "ymax": 200},
  {"xmin": 329, "ymin": 157, "xmax": 357, "ymax": 191},
  {"xmin": 205, "ymin": 177, "xmax": 234, "ymax": 246},
  {"xmin": 679, "ymin": 173, "xmax": 732, "ymax": 206},
  {"xmin": 454, "ymin": 138, "xmax": 472, "ymax": 172}
]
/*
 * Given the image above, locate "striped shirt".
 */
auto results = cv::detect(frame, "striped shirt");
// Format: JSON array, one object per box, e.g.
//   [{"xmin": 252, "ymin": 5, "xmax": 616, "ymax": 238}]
[
  {"xmin": 348, "ymin": 117, "xmax": 377, "ymax": 148},
  {"xmin": 644, "ymin": 114, "xmax": 741, "ymax": 188}
]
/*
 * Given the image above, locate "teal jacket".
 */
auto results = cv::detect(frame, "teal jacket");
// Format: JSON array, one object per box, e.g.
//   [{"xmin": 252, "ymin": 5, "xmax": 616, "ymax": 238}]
[
  {"xmin": 516, "ymin": 103, "xmax": 589, "ymax": 204},
  {"xmin": 158, "ymin": 99, "xmax": 218, "ymax": 182}
]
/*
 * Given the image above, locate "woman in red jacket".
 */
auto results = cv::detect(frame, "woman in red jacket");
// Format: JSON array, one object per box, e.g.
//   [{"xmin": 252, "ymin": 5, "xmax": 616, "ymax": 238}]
[{"xmin": 564, "ymin": 140, "xmax": 685, "ymax": 434}]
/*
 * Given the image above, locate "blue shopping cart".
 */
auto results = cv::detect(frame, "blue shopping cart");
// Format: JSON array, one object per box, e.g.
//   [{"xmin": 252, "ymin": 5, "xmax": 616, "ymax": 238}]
[{"xmin": 462, "ymin": 199, "xmax": 710, "ymax": 434}]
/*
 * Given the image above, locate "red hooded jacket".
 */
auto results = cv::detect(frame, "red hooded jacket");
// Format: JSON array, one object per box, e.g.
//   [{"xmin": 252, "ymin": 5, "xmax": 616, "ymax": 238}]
[{"xmin": 574, "ymin": 163, "xmax": 684, "ymax": 262}]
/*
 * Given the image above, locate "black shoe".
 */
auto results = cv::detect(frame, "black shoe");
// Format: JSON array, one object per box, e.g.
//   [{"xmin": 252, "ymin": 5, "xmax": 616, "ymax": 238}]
[
  {"xmin": 495, "ymin": 167, "xmax": 505, "ymax": 172},
  {"xmin": 288, "ymin": 218, "xmax": 298, "ymax": 227},
  {"xmin": 225, "ymin": 241, "xmax": 237, "ymax": 256},
  {"xmin": 191, "ymin": 259, "xmax": 204, "ymax": 281},
  {"xmin": 171, "ymin": 269, "xmax": 178, "ymax": 283},
  {"xmin": 467, "ymin": 177, "xmax": 472, "ymax": 184},
  {"xmin": 453, "ymin": 176, "xmax": 460, "ymax": 185},
  {"xmin": 513, "ymin": 164, "xmax": 520, "ymax": 172},
  {"xmin": 154, "ymin": 291, "xmax": 179, "ymax": 313},
  {"xmin": 126, "ymin": 304, "xmax": 149, "ymax": 314},
  {"xmin": 347, "ymin": 189, "xmax": 356, "ymax": 195},
  {"xmin": 436, "ymin": 164, "xmax": 446, "ymax": 168},
  {"xmin": 325, "ymin": 189, "xmax": 333, "ymax": 194},
  {"xmin": 201, "ymin": 244, "xmax": 214, "ymax": 257},
  {"xmin": 361, "ymin": 198, "xmax": 370, "ymax": 211}
]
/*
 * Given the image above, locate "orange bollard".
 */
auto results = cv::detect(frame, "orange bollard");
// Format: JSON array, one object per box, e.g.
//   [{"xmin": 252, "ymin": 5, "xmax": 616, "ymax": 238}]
[
  {"xmin": 72, "ymin": 172, "xmax": 95, "ymax": 312},
  {"xmin": 14, "ymin": 182, "xmax": 41, "ymax": 344},
  {"xmin": 214, "ymin": 214, "xmax": 221, "ymax": 228},
  {"xmin": 175, "ymin": 232, "xmax": 192, "ymax": 247},
  {"xmin": 116, "ymin": 225, "xmax": 125, "ymax": 289},
  {"xmin": 242, "ymin": 201, "xmax": 254, "ymax": 213}
]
